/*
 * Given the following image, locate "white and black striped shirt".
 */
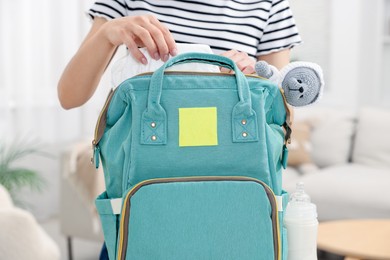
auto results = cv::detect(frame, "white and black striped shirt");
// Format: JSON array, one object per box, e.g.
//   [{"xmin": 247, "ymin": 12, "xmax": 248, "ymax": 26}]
[{"xmin": 88, "ymin": 0, "xmax": 301, "ymax": 58}]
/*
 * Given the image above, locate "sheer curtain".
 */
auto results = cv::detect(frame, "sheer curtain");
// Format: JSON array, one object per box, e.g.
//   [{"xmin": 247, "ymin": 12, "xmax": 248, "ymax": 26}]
[
  {"xmin": 0, "ymin": 0, "xmax": 118, "ymax": 219},
  {"xmin": 0, "ymin": 0, "xmax": 112, "ymax": 145}
]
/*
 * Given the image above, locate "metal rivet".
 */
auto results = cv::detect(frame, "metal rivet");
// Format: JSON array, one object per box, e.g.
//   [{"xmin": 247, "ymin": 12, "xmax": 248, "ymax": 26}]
[
  {"xmin": 151, "ymin": 135, "xmax": 157, "ymax": 141},
  {"xmin": 242, "ymin": 132, "xmax": 248, "ymax": 138},
  {"xmin": 241, "ymin": 119, "xmax": 247, "ymax": 125},
  {"xmin": 151, "ymin": 122, "xmax": 156, "ymax": 128}
]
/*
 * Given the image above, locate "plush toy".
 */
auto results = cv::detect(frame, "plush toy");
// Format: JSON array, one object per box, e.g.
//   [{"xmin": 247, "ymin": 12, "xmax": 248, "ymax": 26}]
[{"xmin": 255, "ymin": 61, "xmax": 324, "ymax": 107}]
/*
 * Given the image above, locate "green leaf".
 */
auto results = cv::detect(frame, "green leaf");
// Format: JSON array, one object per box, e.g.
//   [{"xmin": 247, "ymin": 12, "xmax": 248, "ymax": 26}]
[
  {"xmin": 0, "ymin": 168, "xmax": 46, "ymax": 192},
  {"xmin": 0, "ymin": 138, "xmax": 49, "ymax": 205}
]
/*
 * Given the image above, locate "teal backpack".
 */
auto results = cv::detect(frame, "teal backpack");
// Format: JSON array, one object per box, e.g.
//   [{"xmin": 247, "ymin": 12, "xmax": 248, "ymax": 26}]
[{"xmin": 92, "ymin": 53, "xmax": 291, "ymax": 260}]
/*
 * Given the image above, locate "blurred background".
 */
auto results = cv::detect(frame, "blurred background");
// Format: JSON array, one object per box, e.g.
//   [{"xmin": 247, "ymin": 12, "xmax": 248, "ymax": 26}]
[{"xmin": 0, "ymin": 0, "xmax": 389, "ymax": 259}]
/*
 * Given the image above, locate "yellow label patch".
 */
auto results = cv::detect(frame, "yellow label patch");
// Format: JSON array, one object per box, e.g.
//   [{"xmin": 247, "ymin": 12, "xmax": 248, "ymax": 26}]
[{"xmin": 179, "ymin": 107, "xmax": 218, "ymax": 147}]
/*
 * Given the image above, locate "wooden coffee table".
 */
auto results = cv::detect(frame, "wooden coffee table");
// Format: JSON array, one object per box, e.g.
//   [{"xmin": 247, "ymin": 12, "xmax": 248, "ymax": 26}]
[{"xmin": 317, "ymin": 219, "xmax": 390, "ymax": 260}]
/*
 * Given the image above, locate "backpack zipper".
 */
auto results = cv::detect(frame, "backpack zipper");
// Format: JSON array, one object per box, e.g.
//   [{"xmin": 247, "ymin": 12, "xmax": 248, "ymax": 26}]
[{"xmin": 91, "ymin": 88, "xmax": 115, "ymax": 167}]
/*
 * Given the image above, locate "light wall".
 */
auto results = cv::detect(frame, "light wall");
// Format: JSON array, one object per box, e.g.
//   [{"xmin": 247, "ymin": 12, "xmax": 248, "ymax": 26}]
[
  {"xmin": 291, "ymin": 0, "xmax": 390, "ymax": 109},
  {"xmin": 327, "ymin": 0, "xmax": 361, "ymax": 109},
  {"xmin": 0, "ymin": 0, "xmax": 95, "ymax": 220}
]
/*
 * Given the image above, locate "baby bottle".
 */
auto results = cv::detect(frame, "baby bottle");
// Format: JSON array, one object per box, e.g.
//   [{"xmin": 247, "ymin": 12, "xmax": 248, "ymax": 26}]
[{"xmin": 284, "ymin": 182, "xmax": 318, "ymax": 260}]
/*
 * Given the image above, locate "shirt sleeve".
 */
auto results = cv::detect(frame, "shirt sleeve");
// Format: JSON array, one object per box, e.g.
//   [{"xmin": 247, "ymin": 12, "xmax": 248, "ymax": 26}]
[
  {"xmin": 87, "ymin": 0, "xmax": 127, "ymax": 20},
  {"xmin": 257, "ymin": 0, "xmax": 302, "ymax": 56}
]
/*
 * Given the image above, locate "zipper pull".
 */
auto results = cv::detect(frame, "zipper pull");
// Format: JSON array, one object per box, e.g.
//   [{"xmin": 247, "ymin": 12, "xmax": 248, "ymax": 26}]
[
  {"xmin": 281, "ymin": 144, "xmax": 289, "ymax": 169},
  {"xmin": 91, "ymin": 140, "xmax": 100, "ymax": 169}
]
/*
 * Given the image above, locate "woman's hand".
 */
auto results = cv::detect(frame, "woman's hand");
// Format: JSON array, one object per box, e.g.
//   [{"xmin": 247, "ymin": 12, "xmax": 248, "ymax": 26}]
[
  {"xmin": 102, "ymin": 14, "xmax": 177, "ymax": 64},
  {"xmin": 58, "ymin": 15, "xmax": 177, "ymax": 109},
  {"xmin": 220, "ymin": 50, "xmax": 255, "ymax": 74}
]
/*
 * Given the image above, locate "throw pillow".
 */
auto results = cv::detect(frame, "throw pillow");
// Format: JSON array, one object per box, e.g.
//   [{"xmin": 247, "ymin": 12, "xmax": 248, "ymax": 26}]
[
  {"xmin": 291, "ymin": 107, "xmax": 356, "ymax": 168},
  {"xmin": 353, "ymin": 107, "xmax": 390, "ymax": 168}
]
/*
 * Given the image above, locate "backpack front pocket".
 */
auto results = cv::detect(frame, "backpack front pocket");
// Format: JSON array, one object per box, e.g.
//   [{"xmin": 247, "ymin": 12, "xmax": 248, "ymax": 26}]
[{"xmin": 117, "ymin": 176, "xmax": 280, "ymax": 260}]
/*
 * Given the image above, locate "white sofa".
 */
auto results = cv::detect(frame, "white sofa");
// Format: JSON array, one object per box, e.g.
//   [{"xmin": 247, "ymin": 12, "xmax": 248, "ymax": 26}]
[
  {"xmin": 282, "ymin": 107, "xmax": 390, "ymax": 221},
  {"xmin": 0, "ymin": 184, "xmax": 60, "ymax": 260}
]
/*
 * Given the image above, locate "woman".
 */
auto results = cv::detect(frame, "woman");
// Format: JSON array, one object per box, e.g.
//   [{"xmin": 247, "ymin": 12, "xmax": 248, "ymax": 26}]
[
  {"xmin": 58, "ymin": 0, "xmax": 301, "ymax": 109},
  {"xmin": 57, "ymin": 1, "xmax": 301, "ymax": 259}
]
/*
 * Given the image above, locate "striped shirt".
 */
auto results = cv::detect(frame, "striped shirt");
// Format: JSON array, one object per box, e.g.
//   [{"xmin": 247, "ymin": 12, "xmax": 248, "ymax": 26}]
[{"xmin": 88, "ymin": 0, "xmax": 301, "ymax": 58}]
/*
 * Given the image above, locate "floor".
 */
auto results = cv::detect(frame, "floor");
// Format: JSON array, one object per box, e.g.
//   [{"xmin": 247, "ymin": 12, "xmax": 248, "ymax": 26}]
[{"xmin": 41, "ymin": 217, "xmax": 102, "ymax": 260}]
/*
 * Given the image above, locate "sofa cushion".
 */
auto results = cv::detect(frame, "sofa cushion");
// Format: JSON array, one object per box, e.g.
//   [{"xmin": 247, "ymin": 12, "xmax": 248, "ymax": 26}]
[
  {"xmin": 287, "ymin": 164, "xmax": 390, "ymax": 221},
  {"xmin": 353, "ymin": 107, "xmax": 390, "ymax": 168},
  {"xmin": 294, "ymin": 107, "xmax": 355, "ymax": 168},
  {"xmin": 0, "ymin": 208, "xmax": 60, "ymax": 259},
  {"xmin": 0, "ymin": 184, "xmax": 60, "ymax": 259}
]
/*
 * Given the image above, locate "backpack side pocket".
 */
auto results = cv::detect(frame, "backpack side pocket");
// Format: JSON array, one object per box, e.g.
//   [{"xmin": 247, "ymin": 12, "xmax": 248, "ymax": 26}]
[
  {"xmin": 96, "ymin": 191, "xmax": 120, "ymax": 260},
  {"xmin": 279, "ymin": 190, "xmax": 289, "ymax": 260}
]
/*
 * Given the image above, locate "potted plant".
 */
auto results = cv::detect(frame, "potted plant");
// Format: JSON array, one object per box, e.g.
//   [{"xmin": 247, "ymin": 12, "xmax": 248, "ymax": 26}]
[{"xmin": 0, "ymin": 140, "xmax": 47, "ymax": 206}]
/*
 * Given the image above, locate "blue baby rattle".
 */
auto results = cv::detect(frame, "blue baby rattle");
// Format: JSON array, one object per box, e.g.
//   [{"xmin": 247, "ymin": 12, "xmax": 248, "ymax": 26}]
[{"xmin": 255, "ymin": 61, "xmax": 325, "ymax": 107}]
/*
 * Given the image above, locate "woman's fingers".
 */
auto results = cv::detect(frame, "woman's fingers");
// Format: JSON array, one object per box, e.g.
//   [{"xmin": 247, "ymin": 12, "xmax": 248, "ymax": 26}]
[
  {"xmin": 149, "ymin": 15, "xmax": 177, "ymax": 59},
  {"xmin": 121, "ymin": 29, "xmax": 148, "ymax": 65},
  {"xmin": 220, "ymin": 50, "xmax": 238, "ymax": 73},
  {"xmin": 220, "ymin": 50, "xmax": 255, "ymax": 74},
  {"xmin": 131, "ymin": 23, "xmax": 160, "ymax": 61},
  {"xmin": 239, "ymin": 59, "xmax": 255, "ymax": 74},
  {"xmin": 141, "ymin": 20, "xmax": 170, "ymax": 61},
  {"xmin": 104, "ymin": 15, "xmax": 177, "ymax": 64}
]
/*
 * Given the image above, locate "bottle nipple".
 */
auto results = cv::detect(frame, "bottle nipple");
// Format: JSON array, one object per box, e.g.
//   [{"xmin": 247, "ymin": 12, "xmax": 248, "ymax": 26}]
[{"xmin": 289, "ymin": 182, "xmax": 311, "ymax": 203}]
